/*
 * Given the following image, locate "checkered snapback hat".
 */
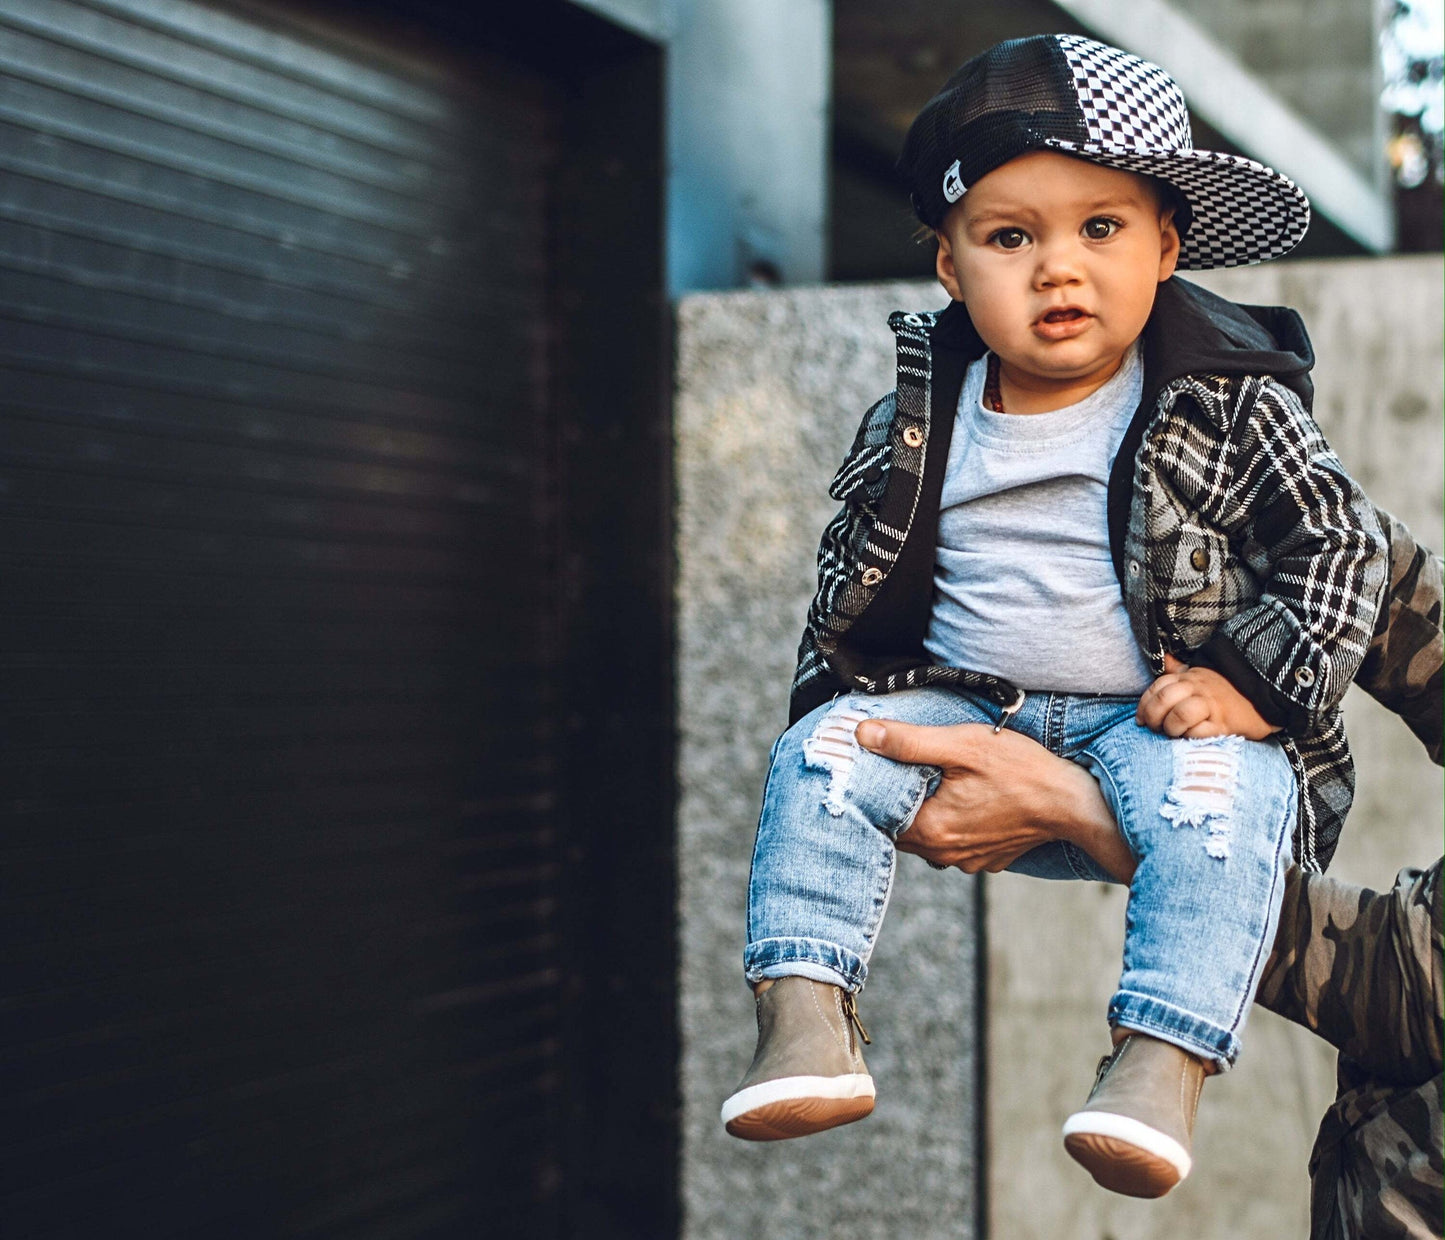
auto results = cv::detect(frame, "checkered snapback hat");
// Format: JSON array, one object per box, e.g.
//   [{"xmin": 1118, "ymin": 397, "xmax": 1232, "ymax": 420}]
[{"xmin": 898, "ymin": 34, "xmax": 1310, "ymax": 269}]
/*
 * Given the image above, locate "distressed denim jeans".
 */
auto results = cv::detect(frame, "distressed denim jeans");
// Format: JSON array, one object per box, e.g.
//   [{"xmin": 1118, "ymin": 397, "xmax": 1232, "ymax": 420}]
[{"xmin": 744, "ymin": 687, "xmax": 1297, "ymax": 1068}]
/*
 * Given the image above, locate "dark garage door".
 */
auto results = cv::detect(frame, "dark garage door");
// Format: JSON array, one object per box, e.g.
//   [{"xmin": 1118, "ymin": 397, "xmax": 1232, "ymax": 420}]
[{"xmin": 0, "ymin": 2, "xmax": 671, "ymax": 1236}]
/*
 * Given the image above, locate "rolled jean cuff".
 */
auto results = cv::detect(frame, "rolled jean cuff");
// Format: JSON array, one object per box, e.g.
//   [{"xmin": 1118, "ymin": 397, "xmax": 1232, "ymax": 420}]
[
  {"xmin": 1109, "ymin": 989, "xmax": 1242, "ymax": 1070},
  {"xmin": 744, "ymin": 936, "xmax": 866, "ymax": 993}
]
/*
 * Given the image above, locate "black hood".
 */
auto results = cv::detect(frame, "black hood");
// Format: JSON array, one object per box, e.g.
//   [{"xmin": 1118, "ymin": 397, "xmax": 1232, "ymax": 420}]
[
  {"xmin": 928, "ymin": 273, "xmax": 1316, "ymax": 408},
  {"xmin": 1143, "ymin": 276, "xmax": 1315, "ymax": 407}
]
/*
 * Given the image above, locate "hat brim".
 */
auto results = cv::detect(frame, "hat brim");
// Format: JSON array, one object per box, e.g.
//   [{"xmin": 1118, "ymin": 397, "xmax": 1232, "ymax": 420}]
[{"xmin": 1042, "ymin": 139, "xmax": 1311, "ymax": 269}]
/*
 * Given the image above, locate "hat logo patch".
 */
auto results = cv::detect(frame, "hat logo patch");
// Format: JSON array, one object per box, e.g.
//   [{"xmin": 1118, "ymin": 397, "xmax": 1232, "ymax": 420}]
[{"xmin": 942, "ymin": 159, "xmax": 965, "ymax": 202}]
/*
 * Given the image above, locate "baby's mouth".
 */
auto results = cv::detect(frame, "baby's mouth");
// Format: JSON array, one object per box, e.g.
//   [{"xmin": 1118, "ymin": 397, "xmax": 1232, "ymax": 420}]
[{"xmin": 1040, "ymin": 308, "xmax": 1087, "ymax": 323}]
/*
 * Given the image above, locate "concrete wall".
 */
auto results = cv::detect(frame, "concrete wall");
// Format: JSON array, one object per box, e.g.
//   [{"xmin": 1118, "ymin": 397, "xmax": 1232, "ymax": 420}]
[
  {"xmin": 675, "ymin": 256, "xmax": 1442, "ymax": 1238},
  {"xmin": 675, "ymin": 283, "xmax": 980, "ymax": 1240}
]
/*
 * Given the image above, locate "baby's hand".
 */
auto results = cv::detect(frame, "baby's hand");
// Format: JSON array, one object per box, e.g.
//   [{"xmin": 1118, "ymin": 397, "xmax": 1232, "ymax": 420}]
[{"xmin": 1137, "ymin": 654, "xmax": 1281, "ymax": 740}]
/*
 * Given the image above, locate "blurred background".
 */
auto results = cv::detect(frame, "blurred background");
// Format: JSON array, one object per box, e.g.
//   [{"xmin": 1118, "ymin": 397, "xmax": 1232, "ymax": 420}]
[{"xmin": 0, "ymin": 1, "xmax": 1438, "ymax": 1238}]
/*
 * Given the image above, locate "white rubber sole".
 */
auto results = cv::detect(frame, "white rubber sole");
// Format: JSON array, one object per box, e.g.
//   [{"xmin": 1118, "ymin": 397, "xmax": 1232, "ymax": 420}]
[
  {"xmin": 721, "ymin": 1073, "xmax": 876, "ymax": 1140},
  {"xmin": 1062, "ymin": 1110, "xmax": 1192, "ymax": 1197},
  {"xmin": 720, "ymin": 1073, "xmax": 875, "ymax": 1125}
]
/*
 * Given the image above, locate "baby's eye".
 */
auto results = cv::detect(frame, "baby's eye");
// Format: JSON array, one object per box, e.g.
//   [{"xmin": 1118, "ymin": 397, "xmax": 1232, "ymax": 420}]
[
  {"xmin": 990, "ymin": 228, "xmax": 1029, "ymax": 250},
  {"xmin": 1083, "ymin": 217, "xmax": 1120, "ymax": 240}
]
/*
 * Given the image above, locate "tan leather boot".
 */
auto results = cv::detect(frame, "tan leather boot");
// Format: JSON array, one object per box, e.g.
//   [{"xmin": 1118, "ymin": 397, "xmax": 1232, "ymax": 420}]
[
  {"xmin": 720, "ymin": 977, "xmax": 875, "ymax": 1141},
  {"xmin": 1061, "ymin": 1033, "xmax": 1206, "ymax": 1197}
]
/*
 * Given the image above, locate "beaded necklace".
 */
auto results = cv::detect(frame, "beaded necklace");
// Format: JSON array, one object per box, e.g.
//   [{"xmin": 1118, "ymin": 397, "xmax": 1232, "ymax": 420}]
[{"xmin": 984, "ymin": 352, "xmax": 1006, "ymax": 413}]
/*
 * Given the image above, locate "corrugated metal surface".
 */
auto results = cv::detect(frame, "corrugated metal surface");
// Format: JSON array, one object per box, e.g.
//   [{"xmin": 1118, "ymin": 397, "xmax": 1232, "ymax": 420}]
[{"xmin": 0, "ymin": 1, "xmax": 570, "ymax": 1234}]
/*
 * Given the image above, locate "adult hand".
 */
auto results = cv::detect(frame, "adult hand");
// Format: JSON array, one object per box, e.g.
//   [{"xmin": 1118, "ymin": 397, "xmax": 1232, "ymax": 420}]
[{"xmin": 854, "ymin": 717, "xmax": 1136, "ymax": 882}]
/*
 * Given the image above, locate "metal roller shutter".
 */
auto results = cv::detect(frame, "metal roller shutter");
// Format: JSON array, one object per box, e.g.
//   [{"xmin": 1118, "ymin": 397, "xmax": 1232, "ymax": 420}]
[{"xmin": 0, "ymin": 2, "xmax": 663, "ymax": 1235}]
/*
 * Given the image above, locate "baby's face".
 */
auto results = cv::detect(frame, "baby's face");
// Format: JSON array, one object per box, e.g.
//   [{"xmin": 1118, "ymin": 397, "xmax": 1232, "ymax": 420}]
[{"xmin": 935, "ymin": 152, "xmax": 1180, "ymax": 409}]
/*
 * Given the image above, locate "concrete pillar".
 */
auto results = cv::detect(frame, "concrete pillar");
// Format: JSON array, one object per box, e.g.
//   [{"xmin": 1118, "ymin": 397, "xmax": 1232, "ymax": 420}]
[{"xmin": 667, "ymin": 0, "xmax": 830, "ymax": 293}]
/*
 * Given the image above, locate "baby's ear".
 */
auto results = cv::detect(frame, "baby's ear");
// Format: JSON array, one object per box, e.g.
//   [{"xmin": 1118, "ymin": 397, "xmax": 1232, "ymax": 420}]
[
  {"xmin": 934, "ymin": 229, "xmax": 965, "ymax": 301},
  {"xmin": 1157, "ymin": 212, "xmax": 1182, "ymax": 282}
]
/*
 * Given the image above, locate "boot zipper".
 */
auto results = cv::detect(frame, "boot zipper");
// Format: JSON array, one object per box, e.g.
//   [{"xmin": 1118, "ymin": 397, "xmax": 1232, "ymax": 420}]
[{"xmin": 841, "ymin": 992, "xmax": 871, "ymax": 1046}]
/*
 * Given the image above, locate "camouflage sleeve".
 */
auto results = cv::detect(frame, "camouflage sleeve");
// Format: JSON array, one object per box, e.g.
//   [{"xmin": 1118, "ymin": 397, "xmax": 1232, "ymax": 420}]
[
  {"xmin": 1256, "ymin": 859, "xmax": 1444, "ymax": 1239},
  {"xmin": 1354, "ymin": 508, "xmax": 1444, "ymax": 765},
  {"xmin": 1257, "ymin": 859, "xmax": 1442, "ymax": 1082}
]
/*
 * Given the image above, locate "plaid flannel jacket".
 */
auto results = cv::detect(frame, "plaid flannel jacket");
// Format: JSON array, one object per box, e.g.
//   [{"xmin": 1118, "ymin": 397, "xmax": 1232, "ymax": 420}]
[{"xmin": 791, "ymin": 278, "xmax": 1388, "ymax": 872}]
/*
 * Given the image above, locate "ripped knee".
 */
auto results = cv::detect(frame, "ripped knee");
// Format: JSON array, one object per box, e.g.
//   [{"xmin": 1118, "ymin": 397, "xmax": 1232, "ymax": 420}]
[
  {"xmin": 1160, "ymin": 736, "xmax": 1242, "ymax": 859},
  {"xmin": 801, "ymin": 698, "xmax": 886, "ymax": 816}
]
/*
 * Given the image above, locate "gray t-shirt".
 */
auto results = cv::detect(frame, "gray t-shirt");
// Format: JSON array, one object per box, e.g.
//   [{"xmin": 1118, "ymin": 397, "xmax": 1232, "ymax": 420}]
[{"xmin": 923, "ymin": 344, "xmax": 1154, "ymax": 694}]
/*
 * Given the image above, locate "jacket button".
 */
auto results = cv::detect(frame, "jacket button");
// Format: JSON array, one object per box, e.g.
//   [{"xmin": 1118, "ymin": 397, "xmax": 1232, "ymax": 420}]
[
  {"xmin": 902, "ymin": 426, "xmax": 924, "ymax": 448},
  {"xmin": 863, "ymin": 464, "xmax": 883, "ymax": 483},
  {"xmin": 1128, "ymin": 559, "xmax": 1141, "ymax": 576},
  {"xmin": 1294, "ymin": 666, "xmax": 1316, "ymax": 687},
  {"xmin": 860, "ymin": 566, "xmax": 884, "ymax": 587},
  {"xmin": 1190, "ymin": 547, "xmax": 1209, "ymax": 571},
  {"xmin": 902, "ymin": 313, "xmax": 923, "ymax": 327}
]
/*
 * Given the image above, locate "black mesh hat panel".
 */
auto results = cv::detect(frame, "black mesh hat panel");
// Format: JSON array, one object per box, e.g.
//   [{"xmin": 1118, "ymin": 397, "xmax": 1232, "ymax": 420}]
[
  {"xmin": 900, "ymin": 36, "xmax": 1087, "ymax": 228},
  {"xmin": 896, "ymin": 33, "xmax": 1311, "ymax": 268},
  {"xmin": 940, "ymin": 35, "xmax": 1080, "ymax": 124}
]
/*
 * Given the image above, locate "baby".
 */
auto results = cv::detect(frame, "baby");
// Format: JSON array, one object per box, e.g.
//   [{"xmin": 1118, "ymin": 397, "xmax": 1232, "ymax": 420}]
[{"xmin": 722, "ymin": 35, "xmax": 1385, "ymax": 1199}]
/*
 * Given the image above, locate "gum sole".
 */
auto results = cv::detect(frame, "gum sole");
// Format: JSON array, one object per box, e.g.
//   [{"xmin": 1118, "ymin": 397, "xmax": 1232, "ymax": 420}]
[
  {"xmin": 725, "ymin": 1094, "xmax": 875, "ymax": 1141},
  {"xmin": 1064, "ymin": 1132, "xmax": 1182, "ymax": 1198}
]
